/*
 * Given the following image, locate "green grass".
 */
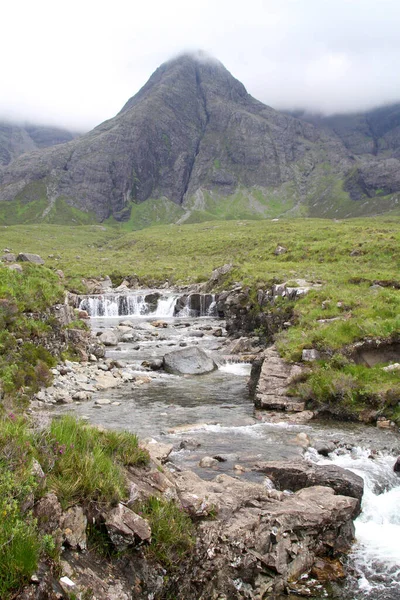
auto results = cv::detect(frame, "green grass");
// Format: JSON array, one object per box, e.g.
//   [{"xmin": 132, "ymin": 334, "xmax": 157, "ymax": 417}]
[
  {"xmin": 0, "ymin": 413, "xmax": 150, "ymax": 598},
  {"xmin": 1, "ymin": 217, "xmax": 399, "ymax": 415},
  {"xmin": 136, "ymin": 496, "xmax": 194, "ymax": 569},
  {"xmin": 38, "ymin": 416, "xmax": 149, "ymax": 508}
]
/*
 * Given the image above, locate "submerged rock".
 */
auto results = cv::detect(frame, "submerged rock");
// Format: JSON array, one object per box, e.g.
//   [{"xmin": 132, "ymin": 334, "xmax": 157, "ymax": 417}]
[{"xmin": 163, "ymin": 346, "xmax": 216, "ymax": 375}]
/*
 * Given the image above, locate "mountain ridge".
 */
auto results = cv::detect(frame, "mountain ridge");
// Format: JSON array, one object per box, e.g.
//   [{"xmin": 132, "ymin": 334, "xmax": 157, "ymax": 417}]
[{"xmin": 0, "ymin": 53, "xmax": 399, "ymax": 226}]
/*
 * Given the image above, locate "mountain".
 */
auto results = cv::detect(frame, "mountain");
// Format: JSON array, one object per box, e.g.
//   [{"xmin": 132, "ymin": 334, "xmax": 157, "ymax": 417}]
[
  {"xmin": 290, "ymin": 105, "xmax": 400, "ymax": 202},
  {"xmin": 0, "ymin": 54, "xmax": 399, "ymax": 227},
  {"xmin": 0, "ymin": 121, "xmax": 79, "ymax": 166}
]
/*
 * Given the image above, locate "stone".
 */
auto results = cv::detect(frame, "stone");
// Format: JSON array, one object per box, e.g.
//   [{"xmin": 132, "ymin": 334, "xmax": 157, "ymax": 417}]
[
  {"xmin": 199, "ymin": 456, "xmax": 219, "ymax": 468},
  {"xmin": 94, "ymin": 398, "xmax": 112, "ymax": 405},
  {"xmin": 393, "ymin": 457, "xmax": 400, "ymax": 473},
  {"xmin": 61, "ymin": 506, "xmax": 87, "ymax": 550},
  {"xmin": 274, "ymin": 245, "xmax": 287, "ymax": 255},
  {"xmin": 104, "ymin": 503, "xmax": 151, "ymax": 551},
  {"xmin": 17, "ymin": 252, "xmax": 44, "ymax": 264},
  {"xmin": 98, "ymin": 330, "xmax": 119, "ymax": 346},
  {"xmin": 1, "ymin": 252, "xmax": 16, "ymax": 262},
  {"xmin": 302, "ymin": 349, "xmax": 321, "ymax": 362},
  {"xmin": 254, "ymin": 460, "xmax": 364, "ymax": 515},
  {"xmin": 7, "ymin": 263, "xmax": 23, "ymax": 272},
  {"xmin": 163, "ymin": 346, "xmax": 216, "ymax": 375},
  {"xmin": 142, "ymin": 438, "xmax": 173, "ymax": 463},
  {"xmin": 95, "ymin": 373, "xmax": 121, "ymax": 390},
  {"xmin": 213, "ymin": 328, "xmax": 223, "ymax": 337},
  {"xmin": 210, "ymin": 263, "xmax": 233, "ymax": 282},
  {"xmin": 33, "ymin": 493, "xmax": 62, "ymax": 534},
  {"xmin": 314, "ymin": 441, "xmax": 337, "ymax": 456},
  {"xmin": 151, "ymin": 320, "xmax": 168, "ymax": 328}
]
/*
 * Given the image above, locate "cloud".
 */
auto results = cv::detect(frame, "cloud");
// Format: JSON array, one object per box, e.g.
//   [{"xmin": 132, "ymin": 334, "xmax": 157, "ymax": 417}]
[{"xmin": 1, "ymin": 0, "xmax": 400, "ymax": 129}]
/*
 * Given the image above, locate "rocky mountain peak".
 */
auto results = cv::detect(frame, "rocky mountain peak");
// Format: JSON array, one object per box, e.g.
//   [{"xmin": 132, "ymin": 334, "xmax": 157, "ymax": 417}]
[{"xmin": 1, "ymin": 55, "xmax": 399, "ymax": 225}]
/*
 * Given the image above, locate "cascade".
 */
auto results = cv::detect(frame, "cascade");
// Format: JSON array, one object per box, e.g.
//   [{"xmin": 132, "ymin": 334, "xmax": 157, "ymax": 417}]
[{"xmin": 78, "ymin": 291, "xmax": 217, "ymax": 318}]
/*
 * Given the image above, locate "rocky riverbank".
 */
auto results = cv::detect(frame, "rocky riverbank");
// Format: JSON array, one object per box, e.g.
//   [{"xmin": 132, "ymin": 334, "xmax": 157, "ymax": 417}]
[{"xmin": 18, "ymin": 288, "xmax": 375, "ymax": 600}]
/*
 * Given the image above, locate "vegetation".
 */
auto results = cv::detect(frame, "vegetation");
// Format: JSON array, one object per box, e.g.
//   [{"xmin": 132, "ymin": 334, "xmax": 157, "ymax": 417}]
[
  {"xmin": 136, "ymin": 496, "xmax": 194, "ymax": 569},
  {"xmin": 0, "ymin": 414, "xmax": 150, "ymax": 598}
]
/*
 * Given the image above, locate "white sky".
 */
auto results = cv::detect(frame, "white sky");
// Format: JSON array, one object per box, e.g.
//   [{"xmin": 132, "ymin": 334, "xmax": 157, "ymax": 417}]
[{"xmin": 1, "ymin": 0, "xmax": 400, "ymax": 130}]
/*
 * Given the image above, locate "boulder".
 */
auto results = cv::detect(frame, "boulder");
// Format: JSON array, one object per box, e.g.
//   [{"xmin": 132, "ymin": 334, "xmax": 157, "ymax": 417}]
[
  {"xmin": 163, "ymin": 346, "xmax": 216, "ymax": 375},
  {"xmin": 17, "ymin": 252, "xmax": 44, "ymax": 264},
  {"xmin": 1, "ymin": 252, "xmax": 16, "ymax": 262},
  {"xmin": 98, "ymin": 330, "xmax": 119, "ymax": 346},
  {"xmin": 104, "ymin": 503, "xmax": 151, "ymax": 551},
  {"xmin": 254, "ymin": 460, "xmax": 364, "ymax": 515}
]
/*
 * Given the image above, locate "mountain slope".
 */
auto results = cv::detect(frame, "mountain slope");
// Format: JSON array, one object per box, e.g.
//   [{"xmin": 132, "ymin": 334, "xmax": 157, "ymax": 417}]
[
  {"xmin": 0, "ymin": 121, "xmax": 79, "ymax": 166},
  {"xmin": 0, "ymin": 54, "xmax": 399, "ymax": 226}
]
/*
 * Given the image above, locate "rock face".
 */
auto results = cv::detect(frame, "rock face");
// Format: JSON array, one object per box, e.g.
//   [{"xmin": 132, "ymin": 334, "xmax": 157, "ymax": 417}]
[
  {"xmin": 4, "ymin": 53, "xmax": 396, "ymax": 225},
  {"xmin": 173, "ymin": 471, "xmax": 358, "ymax": 598},
  {"xmin": 163, "ymin": 346, "xmax": 216, "ymax": 375},
  {"xmin": 253, "ymin": 345, "xmax": 306, "ymax": 412}
]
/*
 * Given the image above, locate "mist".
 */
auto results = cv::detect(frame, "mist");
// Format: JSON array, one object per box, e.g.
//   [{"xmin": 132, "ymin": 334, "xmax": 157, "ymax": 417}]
[{"xmin": 1, "ymin": 0, "xmax": 400, "ymax": 130}]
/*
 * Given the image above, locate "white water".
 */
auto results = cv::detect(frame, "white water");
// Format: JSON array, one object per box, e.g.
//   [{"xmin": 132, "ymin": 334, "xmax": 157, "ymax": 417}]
[
  {"xmin": 79, "ymin": 291, "xmax": 216, "ymax": 318},
  {"xmin": 310, "ymin": 447, "xmax": 400, "ymax": 598}
]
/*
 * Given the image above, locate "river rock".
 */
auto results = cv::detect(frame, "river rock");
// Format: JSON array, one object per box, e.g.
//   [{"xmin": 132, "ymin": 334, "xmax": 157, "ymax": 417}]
[
  {"xmin": 95, "ymin": 373, "xmax": 121, "ymax": 390},
  {"xmin": 98, "ymin": 330, "xmax": 119, "ymax": 346},
  {"xmin": 104, "ymin": 503, "xmax": 151, "ymax": 551},
  {"xmin": 254, "ymin": 460, "xmax": 364, "ymax": 515},
  {"xmin": 142, "ymin": 438, "xmax": 173, "ymax": 463},
  {"xmin": 163, "ymin": 346, "xmax": 216, "ymax": 375},
  {"xmin": 17, "ymin": 252, "xmax": 44, "ymax": 264},
  {"xmin": 199, "ymin": 456, "xmax": 219, "ymax": 468},
  {"xmin": 394, "ymin": 457, "xmax": 400, "ymax": 473},
  {"xmin": 314, "ymin": 440, "xmax": 337, "ymax": 456}
]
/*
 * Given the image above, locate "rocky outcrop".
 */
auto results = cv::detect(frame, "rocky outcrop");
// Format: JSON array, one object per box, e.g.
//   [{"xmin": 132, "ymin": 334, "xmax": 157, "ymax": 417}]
[
  {"xmin": 252, "ymin": 345, "xmax": 306, "ymax": 412},
  {"xmin": 253, "ymin": 460, "xmax": 364, "ymax": 515},
  {"xmin": 163, "ymin": 346, "xmax": 216, "ymax": 375}
]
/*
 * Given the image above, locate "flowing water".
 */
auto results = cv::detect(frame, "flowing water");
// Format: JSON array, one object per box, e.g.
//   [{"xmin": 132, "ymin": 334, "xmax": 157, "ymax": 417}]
[{"xmin": 62, "ymin": 292, "xmax": 400, "ymax": 598}]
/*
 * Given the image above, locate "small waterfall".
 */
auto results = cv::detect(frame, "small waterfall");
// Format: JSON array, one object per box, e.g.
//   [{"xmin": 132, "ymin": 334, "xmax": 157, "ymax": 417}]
[
  {"xmin": 78, "ymin": 291, "xmax": 217, "ymax": 318},
  {"xmin": 309, "ymin": 447, "xmax": 400, "ymax": 598},
  {"xmin": 174, "ymin": 293, "xmax": 217, "ymax": 317}
]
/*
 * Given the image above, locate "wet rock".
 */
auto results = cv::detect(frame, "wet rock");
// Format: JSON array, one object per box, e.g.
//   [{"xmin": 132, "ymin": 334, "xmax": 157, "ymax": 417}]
[
  {"xmin": 254, "ymin": 460, "xmax": 364, "ymax": 515},
  {"xmin": 199, "ymin": 456, "xmax": 219, "ymax": 468},
  {"xmin": 151, "ymin": 320, "xmax": 168, "ymax": 328},
  {"xmin": 17, "ymin": 252, "xmax": 44, "ymax": 264},
  {"xmin": 95, "ymin": 373, "xmax": 121, "ymax": 390},
  {"xmin": 393, "ymin": 457, "xmax": 400, "ymax": 473},
  {"xmin": 88, "ymin": 342, "xmax": 106, "ymax": 358},
  {"xmin": 163, "ymin": 346, "xmax": 216, "ymax": 375},
  {"xmin": 314, "ymin": 440, "xmax": 337, "ymax": 456},
  {"xmin": 141, "ymin": 359, "xmax": 163, "ymax": 371},
  {"xmin": 94, "ymin": 398, "xmax": 112, "ymax": 405},
  {"xmin": 104, "ymin": 503, "xmax": 151, "ymax": 551},
  {"xmin": 213, "ymin": 328, "xmax": 223, "ymax": 337},
  {"xmin": 98, "ymin": 329, "xmax": 119, "ymax": 346}
]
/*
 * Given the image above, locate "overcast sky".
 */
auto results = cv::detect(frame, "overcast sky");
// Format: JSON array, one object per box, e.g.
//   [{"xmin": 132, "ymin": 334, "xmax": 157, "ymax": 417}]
[{"xmin": 2, "ymin": 0, "xmax": 400, "ymax": 130}]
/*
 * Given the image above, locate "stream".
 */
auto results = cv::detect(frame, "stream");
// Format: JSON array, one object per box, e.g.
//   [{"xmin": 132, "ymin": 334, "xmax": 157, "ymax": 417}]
[{"xmin": 60, "ymin": 291, "xmax": 400, "ymax": 599}]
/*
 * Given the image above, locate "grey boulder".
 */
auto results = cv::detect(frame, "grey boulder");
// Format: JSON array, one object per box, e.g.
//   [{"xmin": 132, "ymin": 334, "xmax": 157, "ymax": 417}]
[{"xmin": 163, "ymin": 346, "xmax": 216, "ymax": 375}]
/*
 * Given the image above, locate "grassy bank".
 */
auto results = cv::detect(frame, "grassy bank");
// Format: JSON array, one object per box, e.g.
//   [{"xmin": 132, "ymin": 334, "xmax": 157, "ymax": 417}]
[{"xmin": 1, "ymin": 217, "xmax": 399, "ymax": 419}]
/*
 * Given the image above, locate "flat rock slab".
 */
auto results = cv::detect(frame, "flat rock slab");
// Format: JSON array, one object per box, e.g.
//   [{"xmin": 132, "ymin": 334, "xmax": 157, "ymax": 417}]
[
  {"xmin": 163, "ymin": 346, "xmax": 216, "ymax": 375},
  {"xmin": 254, "ymin": 459, "xmax": 364, "ymax": 515}
]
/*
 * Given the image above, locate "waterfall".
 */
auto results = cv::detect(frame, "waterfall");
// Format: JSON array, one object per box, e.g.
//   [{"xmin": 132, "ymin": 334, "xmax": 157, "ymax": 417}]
[
  {"xmin": 309, "ymin": 446, "xmax": 400, "ymax": 598},
  {"xmin": 174, "ymin": 294, "xmax": 217, "ymax": 317},
  {"xmin": 78, "ymin": 291, "xmax": 217, "ymax": 318}
]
